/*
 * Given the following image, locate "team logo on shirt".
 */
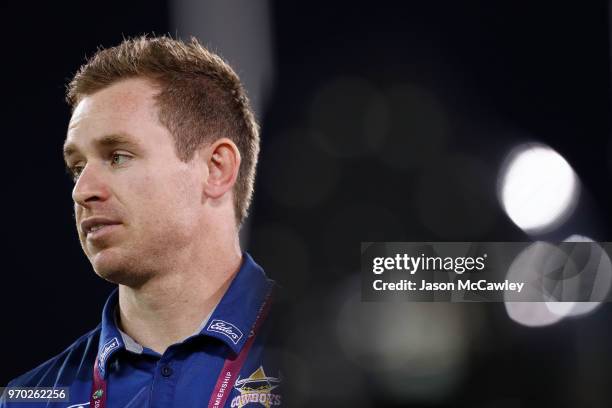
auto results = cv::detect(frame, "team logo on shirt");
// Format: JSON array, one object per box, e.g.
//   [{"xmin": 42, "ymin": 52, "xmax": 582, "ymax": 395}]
[
  {"xmin": 98, "ymin": 337, "xmax": 120, "ymax": 376},
  {"xmin": 207, "ymin": 319, "xmax": 244, "ymax": 344},
  {"xmin": 230, "ymin": 366, "xmax": 281, "ymax": 407}
]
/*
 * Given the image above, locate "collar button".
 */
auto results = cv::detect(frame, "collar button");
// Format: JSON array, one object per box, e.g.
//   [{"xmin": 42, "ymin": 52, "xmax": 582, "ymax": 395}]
[{"xmin": 161, "ymin": 364, "xmax": 173, "ymax": 377}]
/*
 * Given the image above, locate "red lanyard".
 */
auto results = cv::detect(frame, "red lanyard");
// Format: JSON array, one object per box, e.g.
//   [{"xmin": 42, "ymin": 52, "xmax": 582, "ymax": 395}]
[
  {"xmin": 91, "ymin": 355, "xmax": 107, "ymax": 408},
  {"xmin": 90, "ymin": 290, "xmax": 274, "ymax": 408}
]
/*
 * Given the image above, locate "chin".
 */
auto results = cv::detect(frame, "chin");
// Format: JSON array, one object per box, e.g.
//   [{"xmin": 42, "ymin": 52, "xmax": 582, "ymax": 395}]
[{"xmin": 90, "ymin": 248, "xmax": 150, "ymax": 288}]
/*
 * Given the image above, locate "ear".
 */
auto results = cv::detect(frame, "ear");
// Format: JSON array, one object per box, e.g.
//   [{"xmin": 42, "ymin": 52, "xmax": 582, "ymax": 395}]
[{"xmin": 202, "ymin": 138, "xmax": 241, "ymax": 199}]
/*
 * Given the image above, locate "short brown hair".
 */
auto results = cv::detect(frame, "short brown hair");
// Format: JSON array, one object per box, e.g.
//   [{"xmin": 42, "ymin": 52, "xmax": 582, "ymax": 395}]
[{"xmin": 67, "ymin": 35, "xmax": 260, "ymax": 225}]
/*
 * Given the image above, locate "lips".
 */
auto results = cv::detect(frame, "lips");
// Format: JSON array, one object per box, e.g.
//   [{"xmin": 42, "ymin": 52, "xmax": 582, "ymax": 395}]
[{"xmin": 80, "ymin": 217, "xmax": 122, "ymax": 236}]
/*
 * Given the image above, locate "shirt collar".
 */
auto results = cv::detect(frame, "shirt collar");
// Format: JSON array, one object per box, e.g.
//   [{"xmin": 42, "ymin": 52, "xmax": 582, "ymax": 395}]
[
  {"xmin": 97, "ymin": 252, "xmax": 273, "ymax": 374},
  {"xmin": 200, "ymin": 252, "xmax": 274, "ymax": 354},
  {"xmin": 97, "ymin": 289, "xmax": 125, "ymax": 378}
]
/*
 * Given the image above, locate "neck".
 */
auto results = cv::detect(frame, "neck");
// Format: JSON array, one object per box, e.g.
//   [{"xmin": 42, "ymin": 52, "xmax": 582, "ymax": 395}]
[{"xmin": 117, "ymin": 241, "xmax": 242, "ymax": 355}]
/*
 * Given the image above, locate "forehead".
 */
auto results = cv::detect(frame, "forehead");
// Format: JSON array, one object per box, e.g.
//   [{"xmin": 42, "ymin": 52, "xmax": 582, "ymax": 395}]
[{"xmin": 65, "ymin": 78, "xmax": 161, "ymax": 149}]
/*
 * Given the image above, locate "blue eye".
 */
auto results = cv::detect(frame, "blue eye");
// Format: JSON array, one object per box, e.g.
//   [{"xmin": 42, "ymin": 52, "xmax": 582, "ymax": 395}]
[{"xmin": 111, "ymin": 153, "xmax": 130, "ymax": 166}]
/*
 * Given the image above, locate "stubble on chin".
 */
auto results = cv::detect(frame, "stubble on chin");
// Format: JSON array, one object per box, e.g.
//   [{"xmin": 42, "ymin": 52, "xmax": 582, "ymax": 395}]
[{"xmin": 90, "ymin": 249, "xmax": 154, "ymax": 289}]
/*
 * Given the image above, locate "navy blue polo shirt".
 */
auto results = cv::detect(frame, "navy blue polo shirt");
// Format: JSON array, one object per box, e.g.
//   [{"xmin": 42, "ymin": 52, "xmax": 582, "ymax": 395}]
[{"xmin": 1, "ymin": 253, "xmax": 282, "ymax": 408}]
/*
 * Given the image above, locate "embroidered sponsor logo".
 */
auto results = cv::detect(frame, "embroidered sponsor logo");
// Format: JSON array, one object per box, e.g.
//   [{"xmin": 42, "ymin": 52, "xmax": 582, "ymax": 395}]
[
  {"xmin": 98, "ymin": 337, "xmax": 120, "ymax": 375},
  {"xmin": 230, "ymin": 366, "xmax": 282, "ymax": 407},
  {"xmin": 207, "ymin": 319, "xmax": 244, "ymax": 345}
]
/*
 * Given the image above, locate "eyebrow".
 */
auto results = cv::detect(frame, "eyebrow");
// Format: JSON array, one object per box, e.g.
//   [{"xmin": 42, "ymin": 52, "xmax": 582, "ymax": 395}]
[{"xmin": 63, "ymin": 133, "xmax": 138, "ymax": 164}]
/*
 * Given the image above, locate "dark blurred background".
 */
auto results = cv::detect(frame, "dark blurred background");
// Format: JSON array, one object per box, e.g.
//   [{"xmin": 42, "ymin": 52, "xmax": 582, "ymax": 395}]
[{"xmin": 1, "ymin": 1, "xmax": 611, "ymax": 406}]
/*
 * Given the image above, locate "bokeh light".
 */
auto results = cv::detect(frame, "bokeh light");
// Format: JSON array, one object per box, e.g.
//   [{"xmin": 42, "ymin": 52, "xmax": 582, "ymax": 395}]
[
  {"xmin": 505, "ymin": 238, "xmax": 611, "ymax": 327},
  {"xmin": 498, "ymin": 143, "xmax": 579, "ymax": 234},
  {"xmin": 504, "ymin": 242, "xmax": 567, "ymax": 327},
  {"xmin": 335, "ymin": 279, "xmax": 473, "ymax": 402},
  {"xmin": 545, "ymin": 234, "xmax": 612, "ymax": 318}
]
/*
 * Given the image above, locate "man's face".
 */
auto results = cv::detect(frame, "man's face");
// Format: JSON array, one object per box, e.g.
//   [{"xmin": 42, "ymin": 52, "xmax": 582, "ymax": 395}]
[{"xmin": 64, "ymin": 78, "xmax": 204, "ymax": 285}]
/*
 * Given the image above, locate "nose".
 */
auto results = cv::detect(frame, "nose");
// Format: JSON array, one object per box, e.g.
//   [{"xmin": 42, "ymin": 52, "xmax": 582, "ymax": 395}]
[{"xmin": 72, "ymin": 163, "xmax": 111, "ymax": 207}]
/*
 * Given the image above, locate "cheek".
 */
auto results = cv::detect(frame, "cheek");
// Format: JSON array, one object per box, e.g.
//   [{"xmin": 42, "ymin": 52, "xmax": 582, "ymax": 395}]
[
  {"xmin": 128, "ymin": 170, "xmax": 201, "ymax": 230},
  {"xmin": 167, "ymin": 172, "xmax": 202, "ymax": 222}
]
